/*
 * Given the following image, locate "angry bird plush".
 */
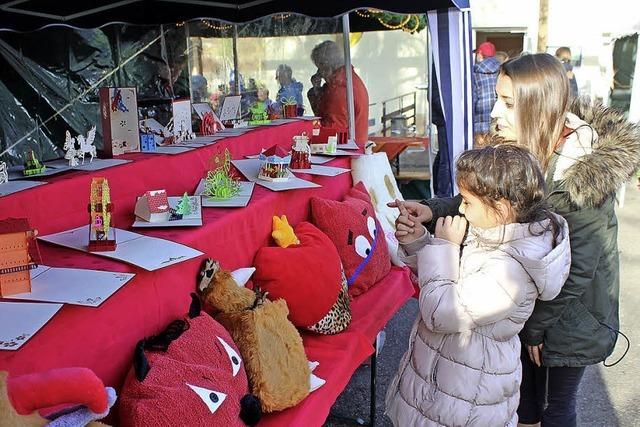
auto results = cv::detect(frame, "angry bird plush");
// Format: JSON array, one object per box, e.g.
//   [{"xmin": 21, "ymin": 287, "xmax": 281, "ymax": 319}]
[
  {"xmin": 271, "ymin": 215, "xmax": 299, "ymax": 248},
  {"xmin": 119, "ymin": 295, "xmax": 260, "ymax": 427},
  {"xmin": 198, "ymin": 259, "xmax": 318, "ymax": 413},
  {"xmin": 310, "ymin": 182, "xmax": 391, "ymax": 297}
]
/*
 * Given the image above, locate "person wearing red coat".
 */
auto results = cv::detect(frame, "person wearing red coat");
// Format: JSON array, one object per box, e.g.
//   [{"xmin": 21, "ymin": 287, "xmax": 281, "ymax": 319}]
[{"xmin": 307, "ymin": 41, "xmax": 370, "ymax": 145}]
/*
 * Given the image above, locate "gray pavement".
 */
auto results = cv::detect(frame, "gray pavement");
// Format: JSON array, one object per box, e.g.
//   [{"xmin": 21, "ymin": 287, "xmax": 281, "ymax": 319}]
[{"xmin": 325, "ymin": 181, "xmax": 640, "ymax": 427}]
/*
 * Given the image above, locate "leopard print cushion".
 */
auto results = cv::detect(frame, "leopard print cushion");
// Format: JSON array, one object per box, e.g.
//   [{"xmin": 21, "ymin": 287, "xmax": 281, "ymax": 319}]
[{"xmin": 306, "ymin": 269, "xmax": 352, "ymax": 335}]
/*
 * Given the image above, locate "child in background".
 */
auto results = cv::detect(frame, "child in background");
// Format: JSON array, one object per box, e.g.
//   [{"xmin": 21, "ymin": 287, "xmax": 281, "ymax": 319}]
[{"xmin": 385, "ymin": 145, "xmax": 571, "ymax": 426}]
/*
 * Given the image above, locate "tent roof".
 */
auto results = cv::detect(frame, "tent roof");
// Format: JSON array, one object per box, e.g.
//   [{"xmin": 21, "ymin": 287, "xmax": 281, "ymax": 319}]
[{"xmin": 0, "ymin": 0, "xmax": 469, "ymax": 32}]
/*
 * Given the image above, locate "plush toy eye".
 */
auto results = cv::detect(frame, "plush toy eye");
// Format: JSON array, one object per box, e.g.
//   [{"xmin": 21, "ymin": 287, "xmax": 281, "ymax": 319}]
[
  {"xmin": 218, "ymin": 336, "xmax": 242, "ymax": 377},
  {"xmin": 367, "ymin": 217, "xmax": 376, "ymax": 239},
  {"xmin": 355, "ymin": 235, "xmax": 372, "ymax": 258},
  {"xmin": 187, "ymin": 383, "xmax": 227, "ymax": 414}
]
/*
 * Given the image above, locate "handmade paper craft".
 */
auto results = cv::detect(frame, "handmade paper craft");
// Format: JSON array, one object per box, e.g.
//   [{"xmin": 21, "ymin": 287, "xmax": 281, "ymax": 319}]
[
  {"xmin": 171, "ymin": 99, "xmax": 195, "ymax": 143},
  {"xmin": 0, "ymin": 161, "xmax": 7, "ymax": 184},
  {"xmin": 0, "ymin": 180, "xmax": 45, "ymax": 197},
  {"xmin": 88, "ymin": 177, "xmax": 116, "ymax": 251},
  {"xmin": 199, "ymin": 149, "xmax": 241, "ymax": 200},
  {"xmin": 39, "ymin": 226, "xmax": 203, "ymax": 271},
  {"xmin": 64, "ymin": 131, "xmax": 80, "ymax": 167},
  {"xmin": 312, "ymin": 148, "xmax": 360, "ymax": 157},
  {"xmin": 139, "ymin": 118, "xmax": 172, "ymax": 147},
  {"xmin": 0, "ymin": 301, "xmax": 63, "ymax": 350},
  {"xmin": 290, "ymin": 132, "xmax": 311, "ymax": 170},
  {"xmin": 8, "ymin": 265, "xmax": 135, "ymax": 307},
  {"xmin": 23, "ymin": 150, "xmax": 46, "ymax": 176},
  {"xmin": 195, "ymin": 179, "xmax": 255, "ymax": 208},
  {"xmin": 134, "ymin": 190, "xmax": 172, "ymax": 222},
  {"xmin": 290, "ymin": 164, "xmax": 351, "ymax": 177},
  {"xmin": 0, "ymin": 218, "xmax": 40, "ymax": 297},
  {"xmin": 192, "ymin": 102, "xmax": 215, "ymax": 120},
  {"xmin": 218, "ymin": 95, "xmax": 242, "ymax": 121},
  {"xmin": 248, "ymin": 102, "xmax": 270, "ymax": 125},
  {"xmin": 258, "ymin": 145, "xmax": 291, "ymax": 182},
  {"xmin": 232, "ymin": 159, "xmax": 321, "ymax": 192},
  {"xmin": 133, "ymin": 195, "xmax": 202, "ymax": 228},
  {"xmin": 99, "ymin": 87, "xmax": 140, "ymax": 157},
  {"xmin": 45, "ymin": 157, "xmax": 130, "ymax": 172},
  {"xmin": 75, "ymin": 126, "xmax": 98, "ymax": 164}
]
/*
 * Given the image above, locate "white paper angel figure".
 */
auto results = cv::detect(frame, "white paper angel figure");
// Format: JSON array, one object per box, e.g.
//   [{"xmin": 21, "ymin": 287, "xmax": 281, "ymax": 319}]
[
  {"xmin": 77, "ymin": 126, "xmax": 97, "ymax": 164},
  {"xmin": 64, "ymin": 131, "xmax": 79, "ymax": 167},
  {"xmin": 0, "ymin": 161, "xmax": 8, "ymax": 184}
]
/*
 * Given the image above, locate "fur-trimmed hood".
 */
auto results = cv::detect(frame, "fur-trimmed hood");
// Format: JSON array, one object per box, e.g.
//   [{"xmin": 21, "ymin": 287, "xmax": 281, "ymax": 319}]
[{"xmin": 561, "ymin": 99, "xmax": 640, "ymax": 208}]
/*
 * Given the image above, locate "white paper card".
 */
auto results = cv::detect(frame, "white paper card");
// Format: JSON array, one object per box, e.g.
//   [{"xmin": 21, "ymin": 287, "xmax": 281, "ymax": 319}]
[
  {"xmin": 219, "ymin": 95, "xmax": 242, "ymax": 121},
  {"xmin": 195, "ymin": 179, "xmax": 255, "ymax": 207},
  {"xmin": 290, "ymin": 165, "xmax": 350, "ymax": 177},
  {"xmin": 133, "ymin": 196, "xmax": 202, "ymax": 227},
  {"xmin": 0, "ymin": 180, "xmax": 46, "ymax": 197},
  {"xmin": 231, "ymin": 159, "xmax": 321, "ymax": 192},
  {"xmin": 0, "ymin": 301, "xmax": 63, "ymax": 350},
  {"xmin": 192, "ymin": 102, "xmax": 222, "ymax": 125},
  {"xmin": 8, "ymin": 265, "xmax": 135, "ymax": 307},
  {"xmin": 39, "ymin": 226, "xmax": 203, "ymax": 271},
  {"xmin": 172, "ymin": 99, "xmax": 193, "ymax": 136},
  {"xmin": 146, "ymin": 146, "xmax": 194, "ymax": 155}
]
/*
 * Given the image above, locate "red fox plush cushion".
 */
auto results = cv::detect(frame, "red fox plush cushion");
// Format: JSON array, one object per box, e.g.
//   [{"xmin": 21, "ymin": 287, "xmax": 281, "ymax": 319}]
[
  {"xmin": 253, "ymin": 221, "xmax": 351, "ymax": 333},
  {"xmin": 310, "ymin": 182, "xmax": 391, "ymax": 297}
]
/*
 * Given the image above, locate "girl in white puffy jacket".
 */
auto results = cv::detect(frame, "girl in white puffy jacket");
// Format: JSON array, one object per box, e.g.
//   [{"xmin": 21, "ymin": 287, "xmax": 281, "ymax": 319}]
[{"xmin": 385, "ymin": 145, "xmax": 571, "ymax": 427}]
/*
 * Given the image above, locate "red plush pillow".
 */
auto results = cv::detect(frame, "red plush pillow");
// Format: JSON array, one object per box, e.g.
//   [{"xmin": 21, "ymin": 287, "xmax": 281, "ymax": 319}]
[
  {"xmin": 310, "ymin": 182, "xmax": 391, "ymax": 297},
  {"xmin": 253, "ymin": 222, "xmax": 343, "ymax": 328}
]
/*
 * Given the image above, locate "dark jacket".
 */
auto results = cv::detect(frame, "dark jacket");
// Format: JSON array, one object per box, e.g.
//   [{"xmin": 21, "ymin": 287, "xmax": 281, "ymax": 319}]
[
  {"xmin": 473, "ymin": 56, "xmax": 501, "ymax": 134},
  {"xmin": 422, "ymin": 100, "xmax": 640, "ymax": 367}
]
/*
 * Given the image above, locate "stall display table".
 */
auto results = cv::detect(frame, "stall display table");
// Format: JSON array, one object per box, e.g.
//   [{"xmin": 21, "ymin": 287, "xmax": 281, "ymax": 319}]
[{"xmin": 0, "ymin": 120, "xmax": 414, "ymax": 426}]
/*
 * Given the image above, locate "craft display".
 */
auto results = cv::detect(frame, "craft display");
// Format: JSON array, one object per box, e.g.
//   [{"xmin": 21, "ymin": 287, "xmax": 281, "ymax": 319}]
[
  {"xmin": 134, "ymin": 189, "xmax": 172, "ymax": 223},
  {"xmin": 133, "ymin": 193, "xmax": 202, "ymax": 227},
  {"xmin": 0, "ymin": 161, "xmax": 7, "ymax": 185},
  {"xmin": 281, "ymin": 97, "xmax": 298, "ymax": 118},
  {"xmin": 201, "ymin": 111, "xmax": 224, "ymax": 135},
  {"xmin": 254, "ymin": 221, "xmax": 352, "ymax": 334},
  {"xmin": 310, "ymin": 136, "xmax": 338, "ymax": 155},
  {"xmin": 258, "ymin": 145, "xmax": 291, "ymax": 182},
  {"xmin": 0, "ymin": 367, "xmax": 116, "ymax": 426},
  {"xmin": 119, "ymin": 296, "xmax": 261, "ymax": 427},
  {"xmin": 203, "ymin": 149, "xmax": 241, "ymax": 201},
  {"xmin": 198, "ymin": 259, "xmax": 320, "ymax": 412},
  {"xmin": 351, "ymin": 153, "xmax": 405, "ymax": 266},
  {"xmin": 63, "ymin": 126, "xmax": 98, "ymax": 167},
  {"xmin": 232, "ymin": 159, "xmax": 321, "ymax": 192},
  {"xmin": 310, "ymin": 182, "xmax": 391, "ymax": 297},
  {"xmin": 248, "ymin": 102, "xmax": 270, "ymax": 125},
  {"xmin": 289, "ymin": 132, "xmax": 311, "ymax": 170},
  {"xmin": 88, "ymin": 177, "xmax": 116, "ymax": 251},
  {"xmin": 139, "ymin": 118, "xmax": 172, "ymax": 147},
  {"xmin": 171, "ymin": 99, "xmax": 196, "ymax": 143},
  {"xmin": 99, "ymin": 87, "xmax": 140, "ymax": 157},
  {"xmin": 22, "ymin": 150, "xmax": 46, "ymax": 176},
  {"xmin": 219, "ymin": 95, "xmax": 242, "ymax": 123},
  {"xmin": 0, "ymin": 218, "xmax": 40, "ymax": 297}
]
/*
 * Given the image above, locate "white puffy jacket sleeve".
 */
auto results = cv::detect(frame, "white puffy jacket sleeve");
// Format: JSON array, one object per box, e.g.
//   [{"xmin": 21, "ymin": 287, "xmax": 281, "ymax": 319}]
[{"xmin": 416, "ymin": 241, "xmax": 529, "ymax": 334}]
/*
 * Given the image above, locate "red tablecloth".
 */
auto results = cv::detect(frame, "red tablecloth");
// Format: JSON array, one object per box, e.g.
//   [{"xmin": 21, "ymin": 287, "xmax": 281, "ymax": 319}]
[{"xmin": 0, "ymin": 120, "xmax": 414, "ymax": 425}]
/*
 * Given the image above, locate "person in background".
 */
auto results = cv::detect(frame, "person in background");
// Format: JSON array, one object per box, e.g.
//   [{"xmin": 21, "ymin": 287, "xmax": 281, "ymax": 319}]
[
  {"xmin": 191, "ymin": 75, "xmax": 208, "ymax": 102},
  {"xmin": 473, "ymin": 41, "xmax": 501, "ymax": 138},
  {"xmin": 275, "ymin": 64, "xmax": 303, "ymax": 112},
  {"xmin": 256, "ymin": 83, "xmax": 277, "ymax": 115},
  {"xmin": 556, "ymin": 47, "xmax": 579, "ymax": 98},
  {"xmin": 307, "ymin": 40, "xmax": 369, "ymax": 145},
  {"xmin": 495, "ymin": 50, "xmax": 510, "ymax": 64}
]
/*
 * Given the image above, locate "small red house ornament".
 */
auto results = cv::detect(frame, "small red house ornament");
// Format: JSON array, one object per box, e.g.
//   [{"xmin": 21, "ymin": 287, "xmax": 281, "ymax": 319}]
[{"xmin": 0, "ymin": 218, "xmax": 40, "ymax": 296}]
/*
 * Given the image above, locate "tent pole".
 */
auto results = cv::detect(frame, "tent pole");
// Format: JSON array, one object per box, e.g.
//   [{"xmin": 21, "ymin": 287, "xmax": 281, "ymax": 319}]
[
  {"xmin": 427, "ymin": 22, "xmax": 435, "ymax": 198},
  {"xmin": 233, "ymin": 24, "xmax": 240, "ymax": 96},
  {"xmin": 341, "ymin": 14, "xmax": 356, "ymax": 143}
]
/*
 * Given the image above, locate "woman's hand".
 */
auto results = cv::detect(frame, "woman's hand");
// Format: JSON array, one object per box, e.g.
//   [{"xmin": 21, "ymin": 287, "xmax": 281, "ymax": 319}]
[
  {"xmin": 388, "ymin": 200, "xmax": 433, "ymax": 229},
  {"xmin": 393, "ymin": 200, "xmax": 426, "ymax": 244},
  {"xmin": 434, "ymin": 216, "xmax": 467, "ymax": 245},
  {"xmin": 526, "ymin": 343, "xmax": 544, "ymax": 367}
]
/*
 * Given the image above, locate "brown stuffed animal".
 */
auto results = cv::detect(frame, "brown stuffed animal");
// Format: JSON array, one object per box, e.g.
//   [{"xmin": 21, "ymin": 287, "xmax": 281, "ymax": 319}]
[{"xmin": 197, "ymin": 259, "xmax": 311, "ymax": 413}]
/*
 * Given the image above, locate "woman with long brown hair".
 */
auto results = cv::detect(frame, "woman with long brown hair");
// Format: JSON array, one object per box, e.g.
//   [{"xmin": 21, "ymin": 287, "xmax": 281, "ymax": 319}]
[{"xmin": 390, "ymin": 53, "xmax": 640, "ymax": 426}]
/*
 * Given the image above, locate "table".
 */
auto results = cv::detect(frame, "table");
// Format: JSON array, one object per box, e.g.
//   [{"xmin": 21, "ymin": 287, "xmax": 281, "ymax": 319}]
[
  {"xmin": 370, "ymin": 135, "xmax": 430, "ymax": 179},
  {"xmin": 0, "ymin": 120, "xmax": 414, "ymax": 425}
]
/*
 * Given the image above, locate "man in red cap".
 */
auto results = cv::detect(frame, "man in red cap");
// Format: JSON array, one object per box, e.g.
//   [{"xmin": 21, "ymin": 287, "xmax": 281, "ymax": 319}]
[{"xmin": 473, "ymin": 41, "xmax": 500, "ymax": 138}]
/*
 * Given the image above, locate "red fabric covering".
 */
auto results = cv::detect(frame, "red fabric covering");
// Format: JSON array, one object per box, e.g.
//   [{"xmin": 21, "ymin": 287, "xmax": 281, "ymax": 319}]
[
  {"xmin": 253, "ymin": 222, "xmax": 342, "ymax": 327},
  {"xmin": 119, "ymin": 313, "xmax": 249, "ymax": 427},
  {"xmin": 7, "ymin": 367, "xmax": 108, "ymax": 415},
  {"xmin": 0, "ymin": 120, "xmax": 414, "ymax": 426},
  {"xmin": 310, "ymin": 182, "xmax": 391, "ymax": 298},
  {"xmin": 259, "ymin": 266, "xmax": 414, "ymax": 427},
  {"xmin": 311, "ymin": 66, "xmax": 369, "ymax": 144}
]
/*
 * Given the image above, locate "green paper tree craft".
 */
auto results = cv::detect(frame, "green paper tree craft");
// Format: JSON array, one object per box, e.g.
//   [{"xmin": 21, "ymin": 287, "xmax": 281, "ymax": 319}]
[
  {"xmin": 203, "ymin": 149, "xmax": 242, "ymax": 200},
  {"xmin": 175, "ymin": 192, "xmax": 192, "ymax": 216}
]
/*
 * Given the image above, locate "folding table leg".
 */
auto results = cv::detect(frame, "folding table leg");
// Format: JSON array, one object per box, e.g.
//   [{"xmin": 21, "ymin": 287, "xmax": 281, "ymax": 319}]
[{"xmin": 369, "ymin": 338, "xmax": 378, "ymax": 426}]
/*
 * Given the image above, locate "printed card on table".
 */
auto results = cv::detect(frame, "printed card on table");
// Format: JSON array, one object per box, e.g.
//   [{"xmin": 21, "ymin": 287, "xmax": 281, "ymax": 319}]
[
  {"xmin": 172, "ymin": 99, "xmax": 194, "ymax": 137},
  {"xmin": 231, "ymin": 159, "xmax": 321, "ymax": 192},
  {"xmin": 195, "ymin": 179, "xmax": 255, "ymax": 208},
  {"xmin": 290, "ymin": 164, "xmax": 350, "ymax": 177},
  {"xmin": 0, "ymin": 301, "xmax": 63, "ymax": 351},
  {"xmin": 218, "ymin": 95, "xmax": 242, "ymax": 121},
  {"xmin": 132, "ymin": 196, "xmax": 203, "ymax": 227}
]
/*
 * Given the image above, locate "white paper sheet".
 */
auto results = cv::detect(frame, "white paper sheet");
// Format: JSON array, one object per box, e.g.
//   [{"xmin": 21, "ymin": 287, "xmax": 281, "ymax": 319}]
[
  {"xmin": 132, "ymin": 196, "xmax": 202, "ymax": 227},
  {"xmin": 195, "ymin": 179, "xmax": 255, "ymax": 207},
  {"xmin": 0, "ymin": 180, "xmax": 46, "ymax": 197},
  {"xmin": 192, "ymin": 102, "xmax": 215, "ymax": 119},
  {"xmin": 172, "ymin": 99, "xmax": 194, "ymax": 136},
  {"xmin": 219, "ymin": 95, "xmax": 242, "ymax": 121},
  {"xmin": 42, "ymin": 158, "xmax": 130, "ymax": 172},
  {"xmin": 0, "ymin": 301, "xmax": 63, "ymax": 350},
  {"xmin": 231, "ymin": 159, "xmax": 321, "ymax": 192},
  {"xmin": 290, "ymin": 164, "xmax": 350, "ymax": 177},
  {"xmin": 146, "ymin": 146, "xmax": 194, "ymax": 154},
  {"xmin": 298, "ymin": 116, "xmax": 322, "ymax": 121},
  {"xmin": 7, "ymin": 265, "xmax": 135, "ymax": 307},
  {"xmin": 39, "ymin": 226, "xmax": 203, "ymax": 271}
]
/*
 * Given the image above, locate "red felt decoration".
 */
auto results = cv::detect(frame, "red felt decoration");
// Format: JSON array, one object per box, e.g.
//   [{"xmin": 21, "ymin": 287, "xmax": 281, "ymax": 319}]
[
  {"xmin": 310, "ymin": 182, "xmax": 391, "ymax": 297},
  {"xmin": 253, "ymin": 222, "xmax": 343, "ymax": 327}
]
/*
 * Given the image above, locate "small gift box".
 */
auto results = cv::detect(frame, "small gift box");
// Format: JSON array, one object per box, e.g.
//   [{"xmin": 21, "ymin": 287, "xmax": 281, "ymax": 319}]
[{"xmin": 281, "ymin": 97, "xmax": 298, "ymax": 118}]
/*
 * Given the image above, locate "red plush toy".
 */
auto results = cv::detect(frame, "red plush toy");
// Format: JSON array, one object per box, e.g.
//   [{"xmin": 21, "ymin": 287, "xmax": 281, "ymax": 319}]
[
  {"xmin": 119, "ymin": 295, "xmax": 260, "ymax": 427},
  {"xmin": 253, "ymin": 221, "xmax": 351, "ymax": 334},
  {"xmin": 310, "ymin": 182, "xmax": 391, "ymax": 297}
]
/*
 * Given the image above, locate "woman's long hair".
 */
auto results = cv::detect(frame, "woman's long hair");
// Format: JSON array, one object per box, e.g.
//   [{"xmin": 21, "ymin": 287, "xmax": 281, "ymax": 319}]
[{"xmin": 499, "ymin": 53, "xmax": 570, "ymax": 171}]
